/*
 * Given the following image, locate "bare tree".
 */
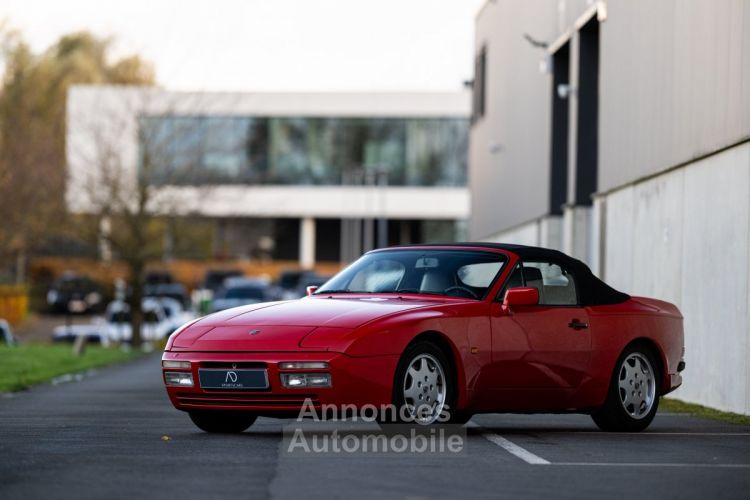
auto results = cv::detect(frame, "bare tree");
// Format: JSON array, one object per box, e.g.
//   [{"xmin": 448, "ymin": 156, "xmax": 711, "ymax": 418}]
[{"xmin": 69, "ymin": 87, "xmax": 216, "ymax": 347}]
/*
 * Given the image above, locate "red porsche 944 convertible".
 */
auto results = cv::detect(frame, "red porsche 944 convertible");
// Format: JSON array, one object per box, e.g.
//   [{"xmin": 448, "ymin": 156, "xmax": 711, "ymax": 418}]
[{"xmin": 162, "ymin": 244, "xmax": 685, "ymax": 433}]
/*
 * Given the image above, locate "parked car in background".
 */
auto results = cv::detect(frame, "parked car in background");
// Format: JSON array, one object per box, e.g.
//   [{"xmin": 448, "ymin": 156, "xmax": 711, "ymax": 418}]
[
  {"xmin": 46, "ymin": 273, "xmax": 104, "ymax": 314},
  {"xmin": 144, "ymin": 282, "xmax": 189, "ymax": 308},
  {"xmin": 152, "ymin": 297, "xmax": 195, "ymax": 334},
  {"xmin": 210, "ymin": 277, "xmax": 270, "ymax": 313},
  {"xmin": 53, "ymin": 298, "xmax": 173, "ymax": 344},
  {"xmin": 145, "ymin": 270, "xmax": 174, "ymax": 286},
  {"xmin": 292, "ymin": 273, "xmax": 332, "ymax": 297},
  {"xmin": 0, "ymin": 319, "xmax": 17, "ymax": 346},
  {"xmin": 105, "ymin": 299, "xmax": 173, "ymax": 342},
  {"xmin": 270, "ymin": 270, "xmax": 331, "ymax": 300},
  {"xmin": 52, "ymin": 317, "xmax": 110, "ymax": 345},
  {"xmin": 202, "ymin": 269, "xmax": 243, "ymax": 294}
]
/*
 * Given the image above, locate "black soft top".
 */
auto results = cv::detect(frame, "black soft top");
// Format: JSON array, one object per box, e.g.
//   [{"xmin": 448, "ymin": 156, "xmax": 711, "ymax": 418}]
[{"xmin": 380, "ymin": 242, "xmax": 630, "ymax": 306}]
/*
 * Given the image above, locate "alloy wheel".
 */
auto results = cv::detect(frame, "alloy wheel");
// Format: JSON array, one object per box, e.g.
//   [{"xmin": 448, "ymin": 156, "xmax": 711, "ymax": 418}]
[
  {"xmin": 617, "ymin": 352, "xmax": 656, "ymax": 419},
  {"xmin": 402, "ymin": 353, "xmax": 446, "ymax": 424}
]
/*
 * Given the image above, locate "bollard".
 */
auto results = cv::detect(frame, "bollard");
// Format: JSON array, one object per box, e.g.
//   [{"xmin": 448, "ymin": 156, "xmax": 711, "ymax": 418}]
[{"xmin": 72, "ymin": 334, "xmax": 87, "ymax": 356}]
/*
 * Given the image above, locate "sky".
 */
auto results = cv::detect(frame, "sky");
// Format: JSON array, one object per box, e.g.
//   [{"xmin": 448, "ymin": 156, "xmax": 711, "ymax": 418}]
[{"xmin": 2, "ymin": 0, "xmax": 486, "ymax": 92}]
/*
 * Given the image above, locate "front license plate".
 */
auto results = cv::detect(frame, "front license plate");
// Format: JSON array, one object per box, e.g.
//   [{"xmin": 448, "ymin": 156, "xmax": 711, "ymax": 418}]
[{"xmin": 198, "ymin": 369, "xmax": 269, "ymax": 390}]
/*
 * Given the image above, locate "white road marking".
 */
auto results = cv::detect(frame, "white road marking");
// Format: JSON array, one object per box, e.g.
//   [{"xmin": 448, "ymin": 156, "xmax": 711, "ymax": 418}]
[
  {"xmin": 521, "ymin": 432, "xmax": 750, "ymax": 436},
  {"xmin": 476, "ymin": 431, "xmax": 550, "ymax": 464},
  {"xmin": 467, "ymin": 421, "xmax": 750, "ymax": 466},
  {"xmin": 552, "ymin": 462, "xmax": 750, "ymax": 468},
  {"xmin": 466, "ymin": 423, "xmax": 750, "ymax": 437},
  {"xmin": 468, "ymin": 420, "xmax": 550, "ymax": 464}
]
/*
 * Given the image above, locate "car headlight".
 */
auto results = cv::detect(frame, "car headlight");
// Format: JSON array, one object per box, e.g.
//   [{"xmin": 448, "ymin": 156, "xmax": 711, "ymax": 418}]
[
  {"xmin": 278, "ymin": 362, "xmax": 329, "ymax": 370},
  {"xmin": 280, "ymin": 373, "xmax": 331, "ymax": 388},
  {"xmin": 164, "ymin": 372, "xmax": 194, "ymax": 387}
]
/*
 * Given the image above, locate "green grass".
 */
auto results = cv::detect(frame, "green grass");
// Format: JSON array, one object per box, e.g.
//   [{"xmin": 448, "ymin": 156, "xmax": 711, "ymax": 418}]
[
  {"xmin": 661, "ymin": 397, "xmax": 750, "ymax": 427},
  {"xmin": 0, "ymin": 344, "xmax": 142, "ymax": 392}
]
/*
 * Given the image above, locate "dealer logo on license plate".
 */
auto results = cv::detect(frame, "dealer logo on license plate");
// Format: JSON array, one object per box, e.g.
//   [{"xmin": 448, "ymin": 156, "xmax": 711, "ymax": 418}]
[{"xmin": 198, "ymin": 368, "xmax": 269, "ymax": 390}]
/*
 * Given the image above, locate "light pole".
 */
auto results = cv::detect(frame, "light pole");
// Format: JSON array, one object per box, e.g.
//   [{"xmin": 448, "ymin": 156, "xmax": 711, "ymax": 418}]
[
  {"xmin": 339, "ymin": 167, "xmax": 389, "ymax": 264},
  {"xmin": 376, "ymin": 168, "xmax": 388, "ymax": 248}
]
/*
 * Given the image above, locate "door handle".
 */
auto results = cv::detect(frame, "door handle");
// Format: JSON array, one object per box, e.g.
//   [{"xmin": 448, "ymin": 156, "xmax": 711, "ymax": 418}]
[{"xmin": 568, "ymin": 319, "xmax": 589, "ymax": 330}]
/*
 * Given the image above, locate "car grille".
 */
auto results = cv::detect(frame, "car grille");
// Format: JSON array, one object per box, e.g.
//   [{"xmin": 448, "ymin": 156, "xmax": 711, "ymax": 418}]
[{"xmin": 176, "ymin": 392, "xmax": 319, "ymax": 408}]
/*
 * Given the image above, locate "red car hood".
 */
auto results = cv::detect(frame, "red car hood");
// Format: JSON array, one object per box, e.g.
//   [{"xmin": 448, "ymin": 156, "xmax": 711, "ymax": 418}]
[{"xmin": 171, "ymin": 296, "xmax": 441, "ymax": 351}]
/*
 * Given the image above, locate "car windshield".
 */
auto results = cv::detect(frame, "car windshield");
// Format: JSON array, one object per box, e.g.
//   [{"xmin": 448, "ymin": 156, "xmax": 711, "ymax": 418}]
[{"xmin": 316, "ymin": 249, "xmax": 507, "ymax": 300}]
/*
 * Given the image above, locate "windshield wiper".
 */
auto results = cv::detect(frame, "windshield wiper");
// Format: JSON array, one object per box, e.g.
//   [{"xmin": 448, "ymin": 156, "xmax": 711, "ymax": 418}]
[{"xmin": 314, "ymin": 290, "xmax": 373, "ymax": 295}]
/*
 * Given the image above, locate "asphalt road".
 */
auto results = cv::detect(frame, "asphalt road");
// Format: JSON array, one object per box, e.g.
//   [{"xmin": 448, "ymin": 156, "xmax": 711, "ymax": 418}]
[{"xmin": 1, "ymin": 355, "xmax": 749, "ymax": 500}]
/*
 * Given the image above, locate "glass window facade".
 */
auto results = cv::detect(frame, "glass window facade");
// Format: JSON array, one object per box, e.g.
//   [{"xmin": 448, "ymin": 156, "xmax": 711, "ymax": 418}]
[{"xmin": 138, "ymin": 116, "xmax": 468, "ymax": 187}]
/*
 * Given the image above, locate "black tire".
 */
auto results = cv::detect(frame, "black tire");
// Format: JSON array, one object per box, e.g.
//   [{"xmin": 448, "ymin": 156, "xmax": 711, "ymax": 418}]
[
  {"xmin": 591, "ymin": 343, "xmax": 661, "ymax": 432},
  {"xmin": 386, "ymin": 340, "xmax": 466, "ymax": 425},
  {"xmin": 188, "ymin": 411, "xmax": 257, "ymax": 433}
]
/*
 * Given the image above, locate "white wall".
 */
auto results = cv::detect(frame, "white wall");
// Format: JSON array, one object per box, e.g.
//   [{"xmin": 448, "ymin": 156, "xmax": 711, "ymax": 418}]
[
  {"xmin": 149, "ymin": 185, "xmax": 470, "ymax": 220},
  {"xmin": 482, "ymin": 216, "xmax": 563, "ymax": 250},
  {"xmin": 562, "ymin": 206, "xmax": 593, "ymax": 264},
  {"xmin": 600, "ymin": 141, "xmax": 750, "ymax": 415}
]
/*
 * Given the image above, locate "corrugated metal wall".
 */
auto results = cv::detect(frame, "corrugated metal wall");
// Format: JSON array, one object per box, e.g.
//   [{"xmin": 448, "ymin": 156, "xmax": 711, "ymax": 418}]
[
  {"xmin": 470, "ymin": 0, "xmax": 750, "ymax": 238},
  {"xmin": 598, "ymin": 0, "xmax": 750, "ymax": 192}
]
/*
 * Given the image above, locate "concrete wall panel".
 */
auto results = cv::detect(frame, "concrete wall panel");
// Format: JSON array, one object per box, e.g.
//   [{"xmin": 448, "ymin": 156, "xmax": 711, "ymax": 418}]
[
  {"xmin": 603, "ymin": 142, "xmax": 750, "ymax": 414},
  {"xmin": 603, "ymin": 185, "xmax": 635, "ymax": 292},
  {"xmin": 678, "ymin": 143, "xmax": 749, "ymax": 412},
  {"xmin": 483, "ymin": 220, "xmax": 540, "ymax": 247},
  {"xmin": 630, "ymin": 169, "xmax": 684, "ymax": 306}
]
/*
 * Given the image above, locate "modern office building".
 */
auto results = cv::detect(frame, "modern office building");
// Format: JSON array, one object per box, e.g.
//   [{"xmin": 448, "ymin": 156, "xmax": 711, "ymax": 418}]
[
  {"xmin": 67, "ymin": 86, "xmax": 470, "ymax": 267},
  {"xmin": 470, "ymin": 0, "xmax": 750, "ymax": 414}
]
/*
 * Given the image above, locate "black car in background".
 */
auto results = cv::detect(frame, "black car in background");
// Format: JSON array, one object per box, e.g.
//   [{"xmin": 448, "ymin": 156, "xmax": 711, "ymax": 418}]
[
  {"xmin": 210, "ymin": 277, "xmax": 271, "ymax": 312},
  {"xmin": 46, "ymin": 273, "xmax": 104, "ymax": 314},
  {"xmin": 202, "ymin": 269, "xmax": 243, "ymax": 294},
  {"xmin": 143, "ymin": 283, "xmax": 189, "ymax": 308},
  {"xmin": 270, "ymin": 270, "xmax": 332, "ymax": 300},
  {"xmin": 145, "ymin": 270, "xmax": 174, "ymax": 286}
]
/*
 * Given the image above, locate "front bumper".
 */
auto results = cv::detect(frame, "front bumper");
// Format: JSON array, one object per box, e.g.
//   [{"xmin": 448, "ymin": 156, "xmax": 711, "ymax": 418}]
[{"xmin": 162, "ymin": 350, "xmax": 399, "ymax": 414}]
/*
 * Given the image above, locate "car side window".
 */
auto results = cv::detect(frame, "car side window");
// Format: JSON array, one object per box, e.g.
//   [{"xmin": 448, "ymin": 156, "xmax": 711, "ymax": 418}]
[
  {"xmin": 457, "ymin": 261, "xmax": 504, "ymax": 288},
  {"xmin": 522, "ymin": 261, "xmax": 577, "ymax": 306},
  {"xmin": 497, "ymin": 264, "xmax": 524, "ymax": 300}
]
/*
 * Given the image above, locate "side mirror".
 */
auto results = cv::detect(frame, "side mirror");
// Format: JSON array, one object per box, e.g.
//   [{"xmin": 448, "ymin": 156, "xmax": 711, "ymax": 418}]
[
  {"xmin": 306, "ymin": 286, "xmax": 319, "ymax": 296},
  {"xmin": 503, "ymin": 287, "xmax": 539, "ymax": 307}
]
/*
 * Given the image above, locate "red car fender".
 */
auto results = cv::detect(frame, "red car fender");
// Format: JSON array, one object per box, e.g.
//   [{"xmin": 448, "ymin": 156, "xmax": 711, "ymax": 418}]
[
  {"xmin": 300, "ymin": 301, "xmax": 490, "ymax": 410},
  {"xmin": 586, "ymin": 298, "xmax": 684, "ymax": 406}
]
